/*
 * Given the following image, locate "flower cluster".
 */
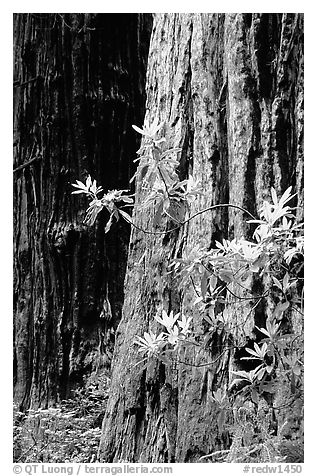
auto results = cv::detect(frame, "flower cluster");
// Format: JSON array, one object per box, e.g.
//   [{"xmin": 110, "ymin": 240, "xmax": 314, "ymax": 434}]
[
  {"xmin": 132, "ymin": 117, "xmax": 166, "ymax": 145},
  {"xmin": 247, "ymin": 186, "xmax": 297, "ymax": 241},
  {"xmin": 69, "ymin": 120, "xmax": 303, "ymax": 462},
  {"xmin": 131, "ymin": 119, "xmax": 202, "ymax": 225},
  {"xmin": 72, "ymin": 176, "xmax": 133, "ymax": 233},
  {"xmin": 134, "ymin": 310, "xmax": 193, "ymax": 357}
]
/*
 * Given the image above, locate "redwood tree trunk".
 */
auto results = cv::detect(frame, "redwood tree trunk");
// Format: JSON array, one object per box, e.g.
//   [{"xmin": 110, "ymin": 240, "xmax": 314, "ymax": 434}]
[
  {"xmin": 13, "ymin": 13, "xmax": 152, "ymax": 411},
  {"xmin": 99, "ymin": 13, "xmax": 303, "ymax": 463}
]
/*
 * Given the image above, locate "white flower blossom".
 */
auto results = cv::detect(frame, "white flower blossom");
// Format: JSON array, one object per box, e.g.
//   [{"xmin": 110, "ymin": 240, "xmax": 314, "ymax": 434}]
[
  {"xmin": 177, "ymin": 314, "xmax": 192, "ymax": 337},
  {"xmin": 165, "ymin": 325, "xmax": 180, "ymax": 347},
  {"xmin": 132, "ymin": 117, "xmax": 165, "ymax": 142},
  {"xmin": 71, "ymin": 175, "xmax": 103, "ymax": 197},
  {"xmin": 134, "ymin": 331, "xmax": 165, "ymax": 356},
  {"xmin": 155, "ymin": 310, "xmax": 179, "ymax": 331}
]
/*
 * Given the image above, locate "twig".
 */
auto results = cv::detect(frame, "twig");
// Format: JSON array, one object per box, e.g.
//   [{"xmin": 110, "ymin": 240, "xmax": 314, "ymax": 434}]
[
  {"xmin": 190, "ymin": 275, "xmax": 200, "ymax": 297},
  {"xmin": 125, "ymin": 203, "xmax": 256, "ymax": 236},
  {"xmin": 290, "ymin": 305, "xmax": 304, "ymax": 316},
  {"xmin": 14, "ymin": 76, "xmax": 40, "ymax": 88},
  {"xmin": 235, "ymin": 444, "xmax": 263, "ymax": 462},
  {"xmin": 16, "ymin": 441, "xmax": 38, "ymax": 462},
  {"xmin": 13, "ymin": 155, "xmax": 41, "ymax": 173},
  {"xmin": 226, "ymin": 286, "xmax": 269, "ymax": 301},
  {"xmin": 199, "ymin": 449, "xmax": 230, "ymax": 461},
  {"xmin": 57, "ymin": 13, "xmax": 73, "ymax": 30},
  {"xmin": 175, "ymin": 346, "xmax": 238, "ymax": 368}
]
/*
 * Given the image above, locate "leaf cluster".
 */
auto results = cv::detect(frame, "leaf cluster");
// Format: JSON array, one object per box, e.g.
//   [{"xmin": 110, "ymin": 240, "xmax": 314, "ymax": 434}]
[
  {"xmin": 13, "ymin": 381, "xmax": 108, "ymax": 463},
  {"xmin": 70, "ymin": 121, "xmax": 304, "ymax": 464}
]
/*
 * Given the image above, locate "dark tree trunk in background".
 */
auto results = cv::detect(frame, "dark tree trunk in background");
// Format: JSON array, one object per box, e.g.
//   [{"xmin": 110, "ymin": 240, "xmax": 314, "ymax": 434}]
[
  {"xmin": 13, "ymin": 13, "xmax": 152, "ymax": 411},
  {"xmin": 99, "ymin": 13, "xmax": 303, "ymax": 463}
]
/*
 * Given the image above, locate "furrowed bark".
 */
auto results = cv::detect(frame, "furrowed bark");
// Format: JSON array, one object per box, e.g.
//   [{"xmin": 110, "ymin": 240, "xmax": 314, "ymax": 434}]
[
  {"xmin": 99, "ymin": 13, "xmax": 303, "ymax": 463},
  {"xmin": 13, "ymin": 13, "xmax": 152, "ymax": 411}
]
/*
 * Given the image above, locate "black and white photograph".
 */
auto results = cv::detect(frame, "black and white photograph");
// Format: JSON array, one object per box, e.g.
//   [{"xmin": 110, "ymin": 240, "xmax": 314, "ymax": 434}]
[{"xmin": 12, "ymin": 9, "xmax": 305, "ymax": 470}]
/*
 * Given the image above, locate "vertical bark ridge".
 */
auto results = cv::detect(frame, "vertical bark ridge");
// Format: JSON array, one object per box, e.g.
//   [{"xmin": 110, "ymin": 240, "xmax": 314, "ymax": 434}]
[
  {"xmin": 99, "ymin": 13, "xmax": 303, "ymax": 463},
  {"xmin": 14, "ymin": 13, "xmax": 152, "ymax": 410}
]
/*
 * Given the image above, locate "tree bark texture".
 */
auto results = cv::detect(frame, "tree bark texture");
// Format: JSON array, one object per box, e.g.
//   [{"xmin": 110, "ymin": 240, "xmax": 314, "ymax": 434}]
[
  {"xmin": 13, "ymin": 13, "xmax": 152, "ymax": 411},
  {"xmin": 99, "ymin": 13, "xmax": 303, "ymax": 463}
]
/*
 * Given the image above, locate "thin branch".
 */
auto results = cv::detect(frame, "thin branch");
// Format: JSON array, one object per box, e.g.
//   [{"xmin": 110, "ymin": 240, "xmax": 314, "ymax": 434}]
[
  {"xmin": 16, "ymin": 441, "xmax": 38, "ymax": 462},
  {"xmin": 175, "ymin": 346, "xmax": 238, "ymax": 368},
  {"xmin": 225, "ymin": 286, "xmax": 269, "ymax": 301},
  {"xmin": 57, "ymin": 13, "xmax": 73, "ymax": 30},
  {"xmin": 235, "ymin": 444, "xmax": 264, "ymax": 462},
  {"xmin": 157, "ymin": 163, "xmax": 169, "ymax": 194},
  {"xmin": 164, "ymin": 207, "xmax": 182, "ymax": 224},
  {"xmin": 199, "ymin": 449, "xmax": 230, "ymax": 461},
  {"xmin": 13, "ymin": 155, "xmax": 41, "ymax": 174},
  {"xmin": 190, "ymin": 275, "xmax": 200, "ymax": 297},
  {"xmin": 226, "ymin": 296, "xmax": 265, "ymax": 333},
  {"xmin": 272, "ymin": 393, "xmax": 303, "ymax": 410},
  {"xmin": 290, "ymin": 304, "xmax": 304, "ymax": 316},
  {"xmin": 124, "ymin": 203, "xmax": 256, "ymax": 236},
  {"xmin": 13, "ymin": 76, "xmax": 40, "ymax": 88}
]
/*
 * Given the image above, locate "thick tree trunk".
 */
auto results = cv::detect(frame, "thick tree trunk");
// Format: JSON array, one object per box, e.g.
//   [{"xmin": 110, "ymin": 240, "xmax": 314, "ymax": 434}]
[
  {"xmin": 99, "ymin": 13, "xmax": 303, "ymax": 463},
  {"xmin": 13, "ymin": 13, "xmax": 152, "ymax": 411}
]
